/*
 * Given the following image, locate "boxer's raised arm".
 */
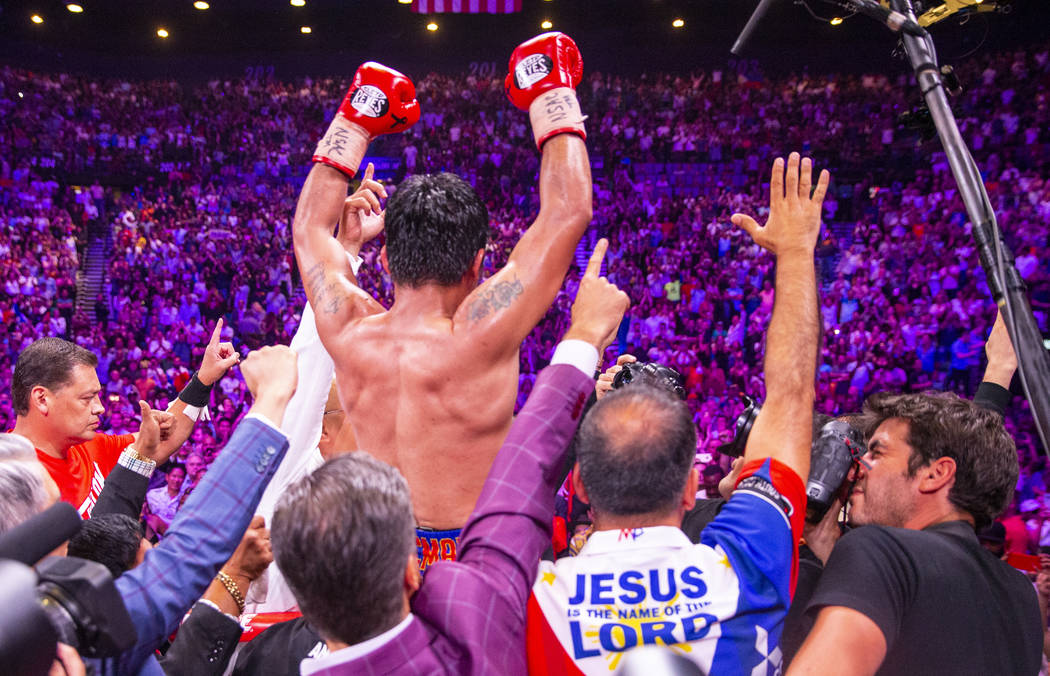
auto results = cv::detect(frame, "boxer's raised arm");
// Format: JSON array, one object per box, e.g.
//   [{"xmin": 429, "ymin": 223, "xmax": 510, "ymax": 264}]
[
  {"xmin": 454, "ymin": 33, "xmax": 592, "ymax": 356},
  {"xmin": 293, "ymin": 166, "xmax": 383, "ymax": 329},
  {"xmin": 294, "ymin": 62, "xmax": 419, "ymax": 344}
]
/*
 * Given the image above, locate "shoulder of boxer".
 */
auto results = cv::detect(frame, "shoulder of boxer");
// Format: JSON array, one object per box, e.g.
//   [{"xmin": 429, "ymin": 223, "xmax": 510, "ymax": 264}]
[
  {"xmin": 336, "ymin": 62, "xmax": 420, "ymax": 138},
  {"xmin": 504, "ymin": 32, "xmax": 583, "ymax": 111}
]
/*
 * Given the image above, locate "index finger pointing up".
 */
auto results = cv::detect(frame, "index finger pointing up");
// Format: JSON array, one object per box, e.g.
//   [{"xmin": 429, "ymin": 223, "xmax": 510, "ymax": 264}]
[
  {"xmin": 362, "ymin": 162, "xmax": 375, "ymax": 182},
  {"xmin": 209, "ymin": 318, "xmax": 223, "ymax": 346},
  {"xmin": 585, "ymin": 238, "xmax": 609, "ymax": 278}
]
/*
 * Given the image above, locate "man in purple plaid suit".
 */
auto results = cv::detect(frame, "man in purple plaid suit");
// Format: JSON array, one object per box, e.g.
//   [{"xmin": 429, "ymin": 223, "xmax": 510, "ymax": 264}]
[{"xmin": 270, "ymin": 241, "xmax": 628, "ymax": 675}]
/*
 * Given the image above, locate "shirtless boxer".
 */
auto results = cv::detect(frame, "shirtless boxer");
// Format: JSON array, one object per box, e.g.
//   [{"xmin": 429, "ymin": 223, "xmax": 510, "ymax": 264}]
[{"xmin": 292, "ymin": 33, "xmax": 592, "ymax": 562}]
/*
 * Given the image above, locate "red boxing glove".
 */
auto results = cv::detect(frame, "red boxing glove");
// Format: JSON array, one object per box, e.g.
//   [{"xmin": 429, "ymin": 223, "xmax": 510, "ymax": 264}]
[
  {"xmin": 505, "ymin": 32, "xmax": 586, "ymax": 149},
  {"xmin": 313, "ymin": 62, "xmax": 420, "ymax": 177}
]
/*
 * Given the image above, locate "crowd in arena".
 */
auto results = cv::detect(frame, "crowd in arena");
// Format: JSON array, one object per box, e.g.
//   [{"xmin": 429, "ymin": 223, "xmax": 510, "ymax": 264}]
[
  {"xmin": 0, "ymin": 29, "xmax": 1049, "ymax": 675},
  {"xmin": 2, "ymin": 43, "xmax": 1048, "ymax": 505}
]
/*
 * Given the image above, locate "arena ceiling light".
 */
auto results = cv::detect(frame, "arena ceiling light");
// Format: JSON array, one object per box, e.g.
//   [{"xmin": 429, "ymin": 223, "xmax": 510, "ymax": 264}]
[
  {"xmin": 829, "ymin": 16, "xmax": 844, "ymax": 25},
  {"xmin": 66, "ymin": 3, "xmax": 83, "ymax": 13},
  {"xmin": 672, "ymin": 18, "xmax": 685, "ymax": 28},
  {"xmin": 300, "ymin": 25, "xmax": 312, "ymax": 33},
  {"xmin": 398, "ymin": 0, "xmax": 412, "ymax": 3},
  {"xmin": 426, "ymin": 21, "xmax": 438, "ymax": 31},
  {"xmin": 157, "ymin": 27, "xmax": 169, "ymax": 38},
  {"xmin": 290, "ymin": 0, "xmax": 305, "ymax": 6},
  {"xmin": 193, "ymin": 1, "xmax": 210, "ymax": 9},
  {"xmin": 541, "ymin": 19, "xmax": 552, "ymax": 29},
  {"xmin": 31, "ymin": 14, "xmax": 44, "ymax": 24}
]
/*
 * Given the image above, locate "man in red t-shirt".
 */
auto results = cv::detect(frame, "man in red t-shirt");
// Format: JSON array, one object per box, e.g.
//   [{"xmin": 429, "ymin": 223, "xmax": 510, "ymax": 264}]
[{"xmin": 11, "ymin": 325, "xmax": 239, "ymax": 518}]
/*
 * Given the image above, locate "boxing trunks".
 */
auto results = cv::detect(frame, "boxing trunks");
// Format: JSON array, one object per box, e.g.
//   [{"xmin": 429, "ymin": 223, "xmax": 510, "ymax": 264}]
[{"xmin": 416, "ymin": 526, "xmax": 463, "ymax": 573}]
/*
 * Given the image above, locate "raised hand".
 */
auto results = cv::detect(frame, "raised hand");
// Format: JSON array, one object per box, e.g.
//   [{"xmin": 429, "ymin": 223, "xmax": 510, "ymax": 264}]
[
  {"xmin": 564, "ymin": 239, "xmax": 630, "ymax": 352},
  {"xmin": 241, "ymin": 345, "xmax": 299, "ymax": 405},
  {"xmin": 505, "ymin": 32, "xmax": 586, "ymax": 149},
  {"xmin": 338, "ymin": 162, "xmax": 388, "ymax": 257},
  {"xmin": 983, "ymin": 310, "xmax": 1018, "ymax": 388},
  {"xmin": 595, "ymin": 354, "xmax": 637, "ymax": 400},
  {"xmin": 135, "ymin": 400, "xmax": 164, "ymax": 458},
  {"xmin": 198, "ymin": 318, "xmax": 240, "ymax": 386},
  {"xmin": 223, "ymin": 515, "xmax": 273, "ymax": 584},
  {"xmin": 731, "ymin": 152, "xmax": 829, "ymax": 256},
  {"xmin": 313, "ymin": 62, "xmax": 420, "ymax": 177}
]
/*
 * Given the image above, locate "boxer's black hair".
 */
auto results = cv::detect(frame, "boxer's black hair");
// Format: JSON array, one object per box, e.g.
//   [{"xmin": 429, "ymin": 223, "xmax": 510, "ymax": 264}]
[{"xmin": 384, "ymin": 172, "xmax": 489, "ymax": 287}]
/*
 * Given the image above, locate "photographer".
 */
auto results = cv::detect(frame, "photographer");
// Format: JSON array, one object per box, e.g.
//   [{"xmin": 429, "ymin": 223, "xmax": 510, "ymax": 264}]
[{"xmin": 789, "ymin": 313, "xmax": 1041, "ymax": 675}]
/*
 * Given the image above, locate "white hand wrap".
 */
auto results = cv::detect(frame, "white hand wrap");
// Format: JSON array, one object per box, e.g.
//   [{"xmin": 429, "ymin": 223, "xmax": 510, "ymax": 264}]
[{"xmin": 528, "ymin": 87, "xmax": 587, "ymax": 149}]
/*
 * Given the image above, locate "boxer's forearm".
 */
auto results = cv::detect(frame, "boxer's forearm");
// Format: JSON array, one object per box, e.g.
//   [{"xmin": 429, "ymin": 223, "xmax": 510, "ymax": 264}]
[
  {"xmin": 293, "ymin": 164, "xmax": 351, "ymax": 243},
  {"xmin": 536, "ymin": 132, "xmax": 592, "ymax": 238}
]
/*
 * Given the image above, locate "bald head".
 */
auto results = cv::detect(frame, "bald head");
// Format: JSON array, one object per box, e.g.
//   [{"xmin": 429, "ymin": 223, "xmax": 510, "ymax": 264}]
[
  {"xmin": 320, "ymin": 379, "xmax": 355, "ymax": 461},
  {"xmin": 576, "ymin": 384, "xmax": 696, "ymax": 518}
]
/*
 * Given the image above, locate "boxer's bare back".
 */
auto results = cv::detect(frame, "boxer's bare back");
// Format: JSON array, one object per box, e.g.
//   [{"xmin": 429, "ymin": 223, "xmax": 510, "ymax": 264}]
[
  {"xmin": 295, "ymin": 144, "xmax": 590, "ymax": 529},
  {"xmin": 331, "ymin": 306, "xmax": 520, "ymax": 529},
  {"xmin": 293, "ymin": 51, "xmax": 590, "ymax": 530}
]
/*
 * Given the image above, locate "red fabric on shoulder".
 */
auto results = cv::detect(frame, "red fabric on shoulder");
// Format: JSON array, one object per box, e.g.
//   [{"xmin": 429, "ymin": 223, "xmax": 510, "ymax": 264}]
[{"xmin": 735, "ymin": 456, "xmax": 807, "ymax": 594}]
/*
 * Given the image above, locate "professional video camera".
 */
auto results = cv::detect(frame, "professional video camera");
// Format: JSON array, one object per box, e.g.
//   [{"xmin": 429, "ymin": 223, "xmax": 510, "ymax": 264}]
[
  {"xmin": 611, "ymin": 361, "xmax": 687, "ymax": 400},
  {"xmin": 718, "ymin": 396, "xmax": 867, "ymax": 523},
  {"xmin": 0, "ymin": 503, "xmax": 137, "ymax": 675}
]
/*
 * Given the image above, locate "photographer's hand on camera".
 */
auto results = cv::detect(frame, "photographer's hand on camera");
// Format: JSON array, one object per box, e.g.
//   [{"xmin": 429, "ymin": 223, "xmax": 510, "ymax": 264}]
[
  {"xmin": 49, "ymin": 643, "xmax": 86, "ymax": 676},
  {"xmin": 803, "ymin": 497, "xmax": 844, "ymax": 565},
  {"xmin": 563, "ymin": 239, "xmax": 630, "ymax": 353},
  {"xmin": 595, "ymin": 354, "xmax": 637, "ymax": 400}
]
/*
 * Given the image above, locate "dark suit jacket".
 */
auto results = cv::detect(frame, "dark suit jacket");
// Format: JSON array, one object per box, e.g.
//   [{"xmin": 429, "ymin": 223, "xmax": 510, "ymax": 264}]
[
  {"xmin": 93, "ymin": 464, "xmax": 150, "ymax": 520},
  {"xmin": 158, "ymin": 602, "xmax": 243, "ymax": 676}
]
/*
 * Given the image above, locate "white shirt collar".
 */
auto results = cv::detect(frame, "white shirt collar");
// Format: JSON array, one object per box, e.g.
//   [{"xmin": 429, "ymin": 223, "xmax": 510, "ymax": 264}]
[
  {"xmin": 578, "ymin": 525, "xmax": 693, "ymax": 556},
  {"xmin": 300, "ymin": 614, "xmax": 414, "ymax": 675}
]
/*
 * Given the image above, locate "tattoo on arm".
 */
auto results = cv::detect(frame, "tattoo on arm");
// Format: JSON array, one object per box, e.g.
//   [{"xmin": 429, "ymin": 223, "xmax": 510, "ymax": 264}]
[
  {"xmin": 304, "ymin": 262, "xmax": 350, "ymax": 316},
  {"xmin": 466, "ymin": 276, "xmax": 524, "ymax": 323}
]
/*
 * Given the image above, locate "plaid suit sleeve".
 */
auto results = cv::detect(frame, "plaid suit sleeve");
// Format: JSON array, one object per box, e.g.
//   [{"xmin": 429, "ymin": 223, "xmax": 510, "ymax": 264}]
[
  {"xmin": 456, "ymin": 363, "xmax": 593, "ymax": 610},
  {"xmin": 114, "ymin": 418, "xmax": 289, "ymax": 672}
]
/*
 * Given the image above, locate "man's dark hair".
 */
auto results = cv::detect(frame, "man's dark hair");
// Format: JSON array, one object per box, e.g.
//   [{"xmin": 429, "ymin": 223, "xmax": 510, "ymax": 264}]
[
  {"xmin": 576, "ymin": 382, "xmax": 697, "ymax": 517},
  {"xmin": 702, "ymin": 464, "xmax": 725, "ymax": 479},
  {"xmin": 860, "ymin": 391, "xmax": 1018, "ymax": 530},
  {"xmin": 383, "ymin": 172, "xmax": 489, "ymax": 287},
  {"xmin": 272, "ymin": 452, "xmax": 415, "ymax": 645},
  {"xmin": 12, "ymin": 337, "xmax": 98, "ymax": 416},
  {"xmin": 67, "ymin": 514, "xmax": 143, "ymax": 578}
]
